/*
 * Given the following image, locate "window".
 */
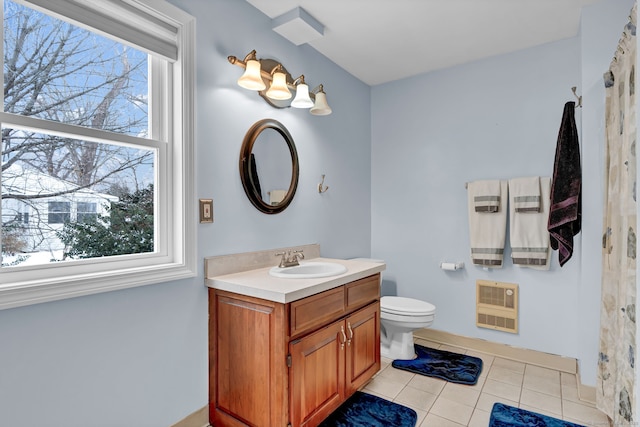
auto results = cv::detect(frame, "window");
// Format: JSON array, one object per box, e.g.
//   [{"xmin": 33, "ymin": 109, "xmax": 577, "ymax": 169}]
[
  {"xmin": 0, "ymin": 0, "xmax": 195, "ymax": 309},
  {"xmin": 48, "ymin": 202, "xmax": 71, "ymax": 224},
  {"xmin": 76, "ymin": 202, "xmax": 97, "ymax": 223},
  {"xmin": 16, "ymin": 212, "xmax": 27, "ymax": 224}
]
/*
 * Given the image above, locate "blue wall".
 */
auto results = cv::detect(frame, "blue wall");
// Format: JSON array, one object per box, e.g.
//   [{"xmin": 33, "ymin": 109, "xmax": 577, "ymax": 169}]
[
  {"xmin": 0, "ymin": 0, "xmax": 634, "ymax": 425},
  {"xmin": 372, "ymin": 35, "xmax": 583, "ymax": 360},
  {"xmin": 0, "ymin": 1, "xmax": 372, "ymax": 426},
  {"xmin": 371, "ymin": 0, "xmax": 634, "ymax": 387}
]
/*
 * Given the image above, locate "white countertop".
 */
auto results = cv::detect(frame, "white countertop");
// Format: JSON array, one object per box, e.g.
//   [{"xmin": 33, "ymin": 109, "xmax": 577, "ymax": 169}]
[{"xmin": 205, "ymin": 257, "xmax": 386, "ymax": 303}]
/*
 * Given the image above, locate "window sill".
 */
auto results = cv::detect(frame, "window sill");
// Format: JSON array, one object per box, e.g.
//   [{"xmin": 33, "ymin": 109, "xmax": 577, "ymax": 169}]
[{"xmin": 0, "ymin": 262, "xmax": 196, "ymax": 310}]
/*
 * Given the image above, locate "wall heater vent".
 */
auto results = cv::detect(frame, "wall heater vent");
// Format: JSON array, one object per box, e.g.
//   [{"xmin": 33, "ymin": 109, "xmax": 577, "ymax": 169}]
[{"xmin": 476, "ymin": 280, "xmax": 518, "ymax": 334}]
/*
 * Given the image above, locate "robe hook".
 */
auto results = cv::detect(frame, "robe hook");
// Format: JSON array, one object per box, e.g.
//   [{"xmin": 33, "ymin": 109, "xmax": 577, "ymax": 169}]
[
  {"xmin": 571, "ymin": 86, "xmax": 582, "ymax": 108},
  {"xmin": 318, "ymin": 174, "xmax": 329, "ymax": 193}
]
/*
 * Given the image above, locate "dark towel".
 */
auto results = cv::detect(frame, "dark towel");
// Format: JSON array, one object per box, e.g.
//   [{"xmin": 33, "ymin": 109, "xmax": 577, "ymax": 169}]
[
  {"xmin": 548, "ymin": 101, "xmax": 581, "ymax": 266},
  {"xmin": 249, "ymin": 153, "xmax": 262, "ymax": 199}
]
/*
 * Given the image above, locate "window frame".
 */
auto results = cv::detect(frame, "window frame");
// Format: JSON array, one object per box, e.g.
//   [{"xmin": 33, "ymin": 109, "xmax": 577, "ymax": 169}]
[{"xmin": 0, "ymin": 0, "xmax": 196, "ymax": 310}]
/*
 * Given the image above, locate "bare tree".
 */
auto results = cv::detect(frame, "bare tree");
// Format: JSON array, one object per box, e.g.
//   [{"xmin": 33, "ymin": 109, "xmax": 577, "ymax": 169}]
[
  {"xmin": 1, "ymin": 2, "xmax": 152, "ymax": 257},
  {"xmin": 2, "ymin": 1, "xmax": 150, "ymax": 190}
]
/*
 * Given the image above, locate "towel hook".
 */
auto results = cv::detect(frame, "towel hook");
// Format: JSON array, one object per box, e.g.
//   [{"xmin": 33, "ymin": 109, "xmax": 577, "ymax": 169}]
[
  {"xmin": 571, "ymin": 86, "xmax": 582, "ymax": 108},
  {"xmin": 318, "ymin": 174, "xmax": 329, "ymax": 193}
]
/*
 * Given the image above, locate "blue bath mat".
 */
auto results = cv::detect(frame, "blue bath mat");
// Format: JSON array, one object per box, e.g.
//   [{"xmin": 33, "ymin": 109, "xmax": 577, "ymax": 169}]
[
  {"xmin": 489, "ymin": 403, "xmax": 585, "ymax": 427},
  {"xmin": 391, "ymin": 344, "xmax": 483, "ymax": 385},
  {"xmin": 319, "ymin": 391, "xmax": 417, "ymax": 427}
]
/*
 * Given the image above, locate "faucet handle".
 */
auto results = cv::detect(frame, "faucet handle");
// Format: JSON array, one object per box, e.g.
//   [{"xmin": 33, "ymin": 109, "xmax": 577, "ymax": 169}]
[
  {"xmin": 275, "ymin": 250, "xmax": 303, "ymax": 267},
  {"xmin": 275, "ymin": 252, "xmax": 288, "ymax": 267}
]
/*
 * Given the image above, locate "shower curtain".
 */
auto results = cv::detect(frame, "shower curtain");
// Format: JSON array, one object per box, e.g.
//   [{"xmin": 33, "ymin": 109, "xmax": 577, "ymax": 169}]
[{"xmin": 597, "ymin": 4, "xmax": 637, "ymax": 424}]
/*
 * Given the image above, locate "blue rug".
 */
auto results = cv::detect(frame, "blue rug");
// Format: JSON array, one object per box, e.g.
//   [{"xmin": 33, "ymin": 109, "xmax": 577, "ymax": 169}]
[
  {"xmin": 319, "ymin": 391, "xmax": 417, "ymax": 427},
  {"xmin": 489, "ymin": 403, "xmax": 586, "ymax": 427},
  {"xmin": 391, "ymin": 344, "xmax": 483, "ymax": 385}
]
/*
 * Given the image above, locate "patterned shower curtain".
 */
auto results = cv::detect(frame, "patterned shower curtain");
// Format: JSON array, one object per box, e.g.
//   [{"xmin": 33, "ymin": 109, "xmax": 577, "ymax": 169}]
[{"xmin": 597, "ymin": 4, "xmax": 637, "ymax": 424}]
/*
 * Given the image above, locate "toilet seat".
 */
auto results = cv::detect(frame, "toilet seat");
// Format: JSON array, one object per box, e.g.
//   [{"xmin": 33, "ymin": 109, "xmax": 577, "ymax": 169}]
[{"xmin": 381, "ymin": 296, "xmax": 436, "ymax": 317}]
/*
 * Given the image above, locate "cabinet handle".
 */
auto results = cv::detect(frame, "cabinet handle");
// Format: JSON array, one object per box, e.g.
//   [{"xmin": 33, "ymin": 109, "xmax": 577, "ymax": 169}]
[
  {"xmin": 340, "ymin": 325, "xmax": 347, "ymax": 350},
  {"xmin": 346, "ymin": 322, "xmax": 353, "ymax": 346}
]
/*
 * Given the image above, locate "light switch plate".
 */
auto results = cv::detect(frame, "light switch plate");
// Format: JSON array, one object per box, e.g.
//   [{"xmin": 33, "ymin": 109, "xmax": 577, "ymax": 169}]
[{"xmin": 199, "ymin": 199, "xmax": 213, "ymax": 223}]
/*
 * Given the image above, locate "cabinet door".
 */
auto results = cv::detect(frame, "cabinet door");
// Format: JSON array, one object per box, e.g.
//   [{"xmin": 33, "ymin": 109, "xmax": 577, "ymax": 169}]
[
  {"xmin": 345, "ymin": 302, "xmax": 381, "ymax": 395},
  {"xmin": 289, "ymin": 320, "xmax": 346, "ymax": 427},
  {"xmin": 212, "ymin": 292, "xmax": 287, "ymax": 427}
]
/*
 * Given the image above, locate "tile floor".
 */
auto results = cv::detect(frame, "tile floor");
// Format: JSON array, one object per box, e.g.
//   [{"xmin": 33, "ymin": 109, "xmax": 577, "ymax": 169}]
[{"xmin": 362, "ymin": 338, "xmax": 610, "ymax": 427}]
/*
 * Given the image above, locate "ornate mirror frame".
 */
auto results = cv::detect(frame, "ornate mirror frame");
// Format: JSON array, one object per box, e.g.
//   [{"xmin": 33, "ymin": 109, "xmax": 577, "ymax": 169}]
[{"xmin": 239, "ymin": 119, "xmax": 299, "ymax": 214}]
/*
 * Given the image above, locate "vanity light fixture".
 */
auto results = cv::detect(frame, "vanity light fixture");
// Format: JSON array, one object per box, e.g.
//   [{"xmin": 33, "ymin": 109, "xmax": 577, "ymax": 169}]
[{"xmin": 228, "ymin": 50, "xmax": 332, "ymax": 115}]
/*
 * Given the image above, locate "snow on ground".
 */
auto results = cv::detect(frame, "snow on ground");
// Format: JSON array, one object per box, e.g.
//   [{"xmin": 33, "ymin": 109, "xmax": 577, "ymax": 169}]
[{"xmin": 2, "ymin": 250, "xmax": 65, "ymax": 267}]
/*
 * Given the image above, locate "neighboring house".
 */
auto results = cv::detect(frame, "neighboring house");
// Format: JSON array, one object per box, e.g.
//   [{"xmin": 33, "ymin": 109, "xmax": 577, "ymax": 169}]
[{"xmin": 1, "ymin": 164, "xmax": 118, "ymax": 252}]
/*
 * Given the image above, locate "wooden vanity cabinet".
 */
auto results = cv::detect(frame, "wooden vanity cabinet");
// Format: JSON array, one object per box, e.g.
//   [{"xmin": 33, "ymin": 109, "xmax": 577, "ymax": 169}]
[{"xmin": 209, "ymin": 274, "xmax": 381, "ymax": 427}]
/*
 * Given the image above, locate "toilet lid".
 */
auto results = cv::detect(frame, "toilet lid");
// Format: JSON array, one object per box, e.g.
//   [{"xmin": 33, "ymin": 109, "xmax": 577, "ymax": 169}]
[{"xmin": 381, "ymin": 296, "xmax": 436, "ymax": 316}]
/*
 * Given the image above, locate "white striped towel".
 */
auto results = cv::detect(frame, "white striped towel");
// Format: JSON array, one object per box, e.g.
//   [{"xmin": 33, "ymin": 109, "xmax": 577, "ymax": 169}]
[
  {"xmin": 509, "ymin": 177, "xmax": 551, "ymax": 270},
  {"xmin": 510, "ymin": 176, "xmax": 541, "ymax": 213},
  {"xmin": 269, "ymin": 189, "xmax": 287, "ymax": 205},
  {"xmin": 467, "ymin": 180, "xmax": 508, "ymax": 267},
  {"xmin": 472, "ymin": 180, "xmax": 501, "ymax": 213}
]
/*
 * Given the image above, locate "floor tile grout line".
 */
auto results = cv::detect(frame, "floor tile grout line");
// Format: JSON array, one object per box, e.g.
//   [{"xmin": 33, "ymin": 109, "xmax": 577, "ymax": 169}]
[{"xmin": 376, "ymin": 344, "xmax": 605, "ymax": 427}]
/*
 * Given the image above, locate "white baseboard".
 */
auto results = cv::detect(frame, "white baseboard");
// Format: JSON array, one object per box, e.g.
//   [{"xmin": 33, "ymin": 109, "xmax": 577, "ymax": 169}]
[
  {"xmin": 413, "ymin": 328, "xmax": 596, "ymax": 404},
  {"xmin": 577, "ymin": 383, "xmax": 596, "ymax": 404},
  {"xmin": 169, "ymin": 405, "xmax": 209, "ymax": 427}
]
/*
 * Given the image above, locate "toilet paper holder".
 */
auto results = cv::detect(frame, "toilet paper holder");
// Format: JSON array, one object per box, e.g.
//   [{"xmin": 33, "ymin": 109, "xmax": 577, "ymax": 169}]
[{"xmin": 440, "ymin": 262, "xmax": 465, "ymax": 271}]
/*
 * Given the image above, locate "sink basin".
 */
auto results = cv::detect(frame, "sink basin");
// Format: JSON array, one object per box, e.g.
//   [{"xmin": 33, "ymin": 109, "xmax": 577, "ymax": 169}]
[{"xmin": 269, "ymin": 261, "xmax": 348, "ymax": 279}]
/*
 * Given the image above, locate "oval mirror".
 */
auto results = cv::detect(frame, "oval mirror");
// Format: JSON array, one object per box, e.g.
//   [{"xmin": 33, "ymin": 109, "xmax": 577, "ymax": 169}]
[{"xmin": 239, "ymin": 119, "xmax": 299, "ymax": 214}]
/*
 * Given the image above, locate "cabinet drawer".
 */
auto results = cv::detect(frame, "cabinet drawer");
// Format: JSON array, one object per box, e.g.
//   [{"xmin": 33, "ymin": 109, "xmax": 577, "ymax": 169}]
[
  {"xmin": 345, "ymin": 274, "xmax": 380, "ymax": 312},
  {"xmin": 290, "ymin": 287, "xmax": 345, "ymax": 338}
]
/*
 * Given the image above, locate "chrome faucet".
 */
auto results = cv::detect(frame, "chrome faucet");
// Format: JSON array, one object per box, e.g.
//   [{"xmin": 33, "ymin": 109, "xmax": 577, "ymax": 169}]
[{"xmin": 275, "ymin": 249, "xmax": 305, "ymax": 268}]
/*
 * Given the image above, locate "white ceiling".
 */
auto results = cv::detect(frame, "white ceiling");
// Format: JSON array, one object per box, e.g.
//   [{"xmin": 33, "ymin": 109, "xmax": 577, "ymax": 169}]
[{"xmin": 246, "ymin": 0, "xmax": 601, "ymax": 86}]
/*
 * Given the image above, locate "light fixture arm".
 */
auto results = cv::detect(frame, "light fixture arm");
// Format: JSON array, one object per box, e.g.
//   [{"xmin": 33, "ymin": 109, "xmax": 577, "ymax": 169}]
[
  {"xmin": 292, "ymin": 75, "xmax": 307, "ymax": 86},
  {"xmin": 242, "ymin": 49, "xmax": 258, "ymax": 63},
  {"xmin": 271, "ymin": 63, "xmax": 284, "ymax": 76}
]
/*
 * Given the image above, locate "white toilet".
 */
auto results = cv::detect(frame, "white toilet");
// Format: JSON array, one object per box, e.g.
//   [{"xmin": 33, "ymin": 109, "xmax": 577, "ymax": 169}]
[{"xmin": 380, "ymin": 296, "xmax": 436, "ymax": 360}]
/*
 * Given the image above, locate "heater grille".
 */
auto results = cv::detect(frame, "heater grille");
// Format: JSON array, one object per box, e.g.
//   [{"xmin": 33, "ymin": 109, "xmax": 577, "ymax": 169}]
[{"xmin": 476, "ymin": 280, "xmax": 518, "ymax": 333}]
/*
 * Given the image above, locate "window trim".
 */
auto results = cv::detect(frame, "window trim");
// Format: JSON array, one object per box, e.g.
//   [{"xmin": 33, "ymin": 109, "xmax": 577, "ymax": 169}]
[{"xmin": 0, "ymin": 0, "xmax": 196, "ymax": 310}]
